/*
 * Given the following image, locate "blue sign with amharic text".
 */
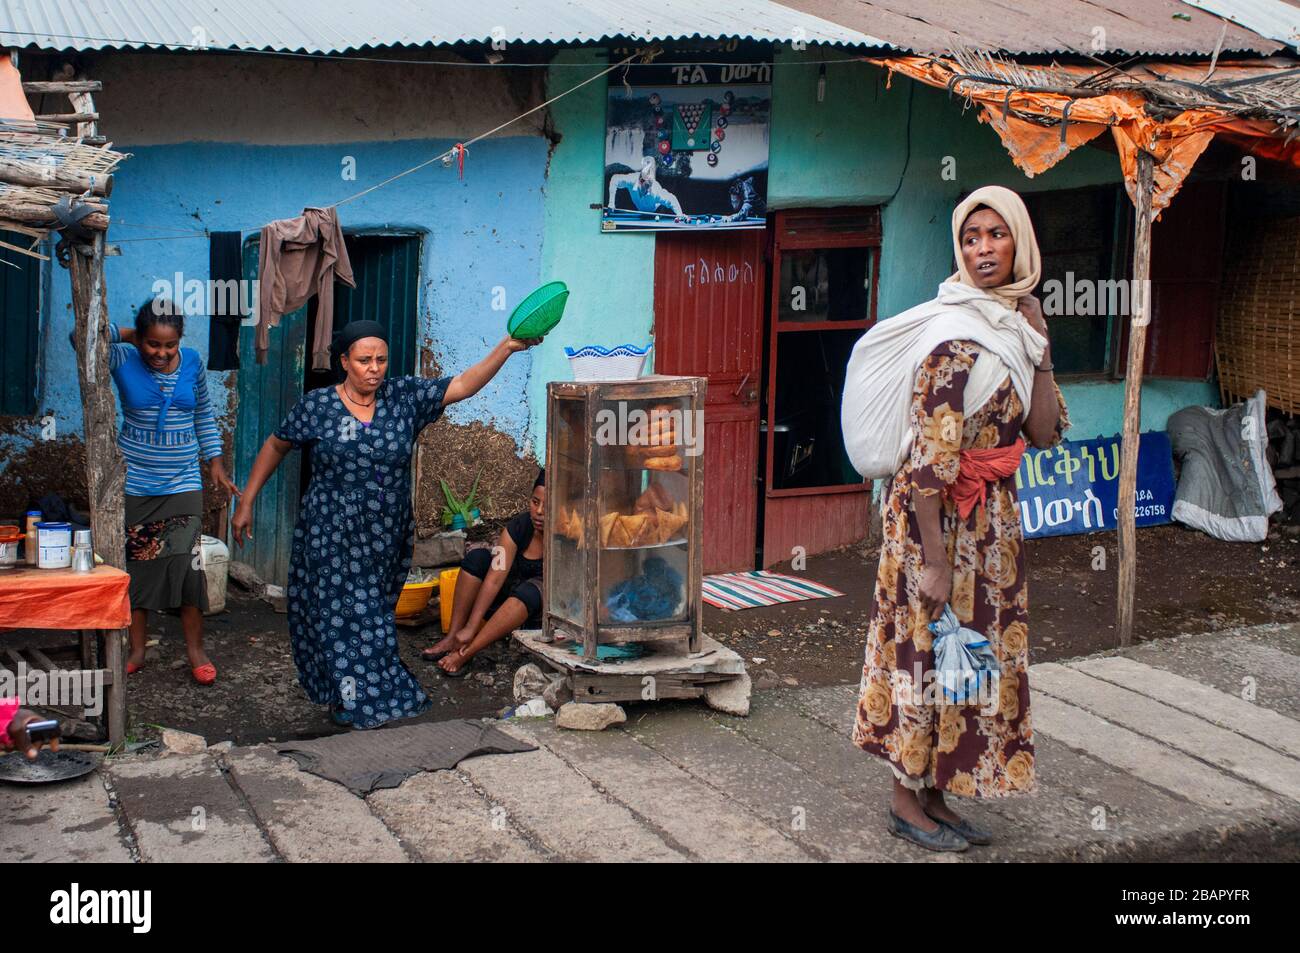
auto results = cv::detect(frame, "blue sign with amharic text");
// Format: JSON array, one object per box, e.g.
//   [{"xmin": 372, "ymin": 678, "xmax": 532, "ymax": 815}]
[{"xmin": 1014, "ymin": 432, "xmax": 1175, "ymax": 538}]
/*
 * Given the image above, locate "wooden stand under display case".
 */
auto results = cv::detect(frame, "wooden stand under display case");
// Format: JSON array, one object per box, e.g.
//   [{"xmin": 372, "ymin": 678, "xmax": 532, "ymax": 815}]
[{"xmin": 544, "ymin": 376, "xmax": 705, "ymax": 661}]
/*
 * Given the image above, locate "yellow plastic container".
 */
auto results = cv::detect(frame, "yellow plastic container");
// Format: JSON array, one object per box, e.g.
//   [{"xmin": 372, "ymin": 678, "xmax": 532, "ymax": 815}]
[
  {"xmin": 396, "ymin": 579, "xmax": 436, "ymax": 618},
  {"xmin": 439, "ymin": 568, "xmax": 460, "ymax": 632}
]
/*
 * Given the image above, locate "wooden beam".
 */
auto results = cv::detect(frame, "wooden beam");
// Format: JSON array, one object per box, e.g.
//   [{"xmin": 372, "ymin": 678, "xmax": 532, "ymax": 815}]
[
  {"xmin": 0, "ymin": 156, "xmax": 113, "ymax": 196},
  {"xmin": 0, "ymin": 199, "xmax": 109, "ymax": 230},
  {"xmin": 1117, "ymin": 149, "xmax": 1155, "ymax": 647},
  {"xmin": 22, "ymin": 80, "xmax": 103, "ymax": 93},
  {"xmin": 69, "ymin": 231, "xmax": 126, "ymax": 571},
  {"xmin": 33, "ymin": 111, "xmax": 99, "ymax": 124}
]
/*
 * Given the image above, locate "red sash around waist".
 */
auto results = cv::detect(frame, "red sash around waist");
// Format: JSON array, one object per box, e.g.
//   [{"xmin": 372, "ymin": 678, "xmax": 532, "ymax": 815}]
[{"xmin": 947, "ymin": 437, "xmax": 1025, "ymax": 519}]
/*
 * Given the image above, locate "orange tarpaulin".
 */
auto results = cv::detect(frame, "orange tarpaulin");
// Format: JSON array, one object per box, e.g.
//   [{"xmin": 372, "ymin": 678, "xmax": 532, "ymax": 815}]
[
  {"xmin": 0, "ymin": 54, "xmax": 35, "ymax": 123},
  {"xmin": 0, "ymin": 566, "xmax": 131, "ymax": 631},
  {"xmin": 871, "ymin": 55, "xmax": 1300, "ymax": 214}
]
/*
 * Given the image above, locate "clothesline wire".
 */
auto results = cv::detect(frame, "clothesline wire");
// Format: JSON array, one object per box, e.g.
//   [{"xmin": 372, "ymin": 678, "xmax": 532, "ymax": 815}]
[
  {"xmin": 38, "ymin": 51, "xmax": 651, "ymax": 243},
  {"xmin": 332, "ymin": 51, "xmax": 635, "ymax": 208}
]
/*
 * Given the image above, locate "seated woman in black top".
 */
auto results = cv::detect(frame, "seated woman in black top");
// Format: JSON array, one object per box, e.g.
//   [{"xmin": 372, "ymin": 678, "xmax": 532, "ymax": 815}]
[{"xmin": 423, "ymin": 469, "xmax": 545, "ymax": 677}]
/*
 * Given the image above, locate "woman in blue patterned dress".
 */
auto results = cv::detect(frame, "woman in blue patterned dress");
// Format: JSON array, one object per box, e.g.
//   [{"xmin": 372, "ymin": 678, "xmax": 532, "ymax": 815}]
[{"xmin": 231, "ymin": 321, "xmax": 537, "ymax": 728}]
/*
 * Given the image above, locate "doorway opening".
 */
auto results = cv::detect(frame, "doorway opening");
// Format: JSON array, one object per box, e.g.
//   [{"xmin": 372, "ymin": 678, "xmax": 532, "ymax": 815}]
[
  {"xmin": 757, "ymin": 207, "xmax": 879, "ymax": 567},
  {"xmin": 233, "ymin": 231, "xmax": 422, "ymax": 587}
]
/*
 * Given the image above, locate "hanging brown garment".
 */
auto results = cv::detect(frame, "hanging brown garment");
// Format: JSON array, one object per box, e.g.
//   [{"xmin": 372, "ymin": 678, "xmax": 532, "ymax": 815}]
[{"xmin": 256, "ymin": 207, "xmax": 355, "ymax": 370}]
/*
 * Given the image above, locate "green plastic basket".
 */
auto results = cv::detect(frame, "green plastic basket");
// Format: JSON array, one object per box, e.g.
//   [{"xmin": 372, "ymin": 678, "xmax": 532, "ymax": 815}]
[{"xmin": 507, "ymin": 281, "xmax": 569, "ymax": 339}]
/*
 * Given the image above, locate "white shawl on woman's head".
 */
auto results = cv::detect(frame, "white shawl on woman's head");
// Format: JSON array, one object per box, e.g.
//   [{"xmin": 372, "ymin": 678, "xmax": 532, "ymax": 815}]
[{"xmin": 840, "ymin": 187, "xmax": 1046, "ymax": 480}]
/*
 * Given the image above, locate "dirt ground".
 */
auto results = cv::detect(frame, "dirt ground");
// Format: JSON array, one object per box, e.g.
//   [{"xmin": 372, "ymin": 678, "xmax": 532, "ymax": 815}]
[{"xmin": 120, "ymin": 522, "xmax": 1300, "ymax": 746}]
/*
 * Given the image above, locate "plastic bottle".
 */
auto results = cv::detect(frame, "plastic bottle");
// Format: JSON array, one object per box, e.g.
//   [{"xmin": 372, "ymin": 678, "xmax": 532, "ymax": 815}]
[{"xmin": 24, "ymin": 510, "xmax": 41, "ymax": 565}]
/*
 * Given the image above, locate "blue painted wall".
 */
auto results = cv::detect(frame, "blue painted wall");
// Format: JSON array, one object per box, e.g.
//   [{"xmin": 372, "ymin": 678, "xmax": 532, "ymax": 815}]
[{"xmin": 4, "ymin": 135, "xmax": 548, "ymax": 478}]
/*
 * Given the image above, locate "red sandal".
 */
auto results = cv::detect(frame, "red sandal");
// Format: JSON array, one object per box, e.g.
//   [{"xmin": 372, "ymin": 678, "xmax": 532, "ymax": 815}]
[
  {"xmin": 191, "ymin": 663, "xmax": 217, "ymax": 686},
  {"xmin": 126, "ymin": 661, "xmax": 144, "ymax": 675}
]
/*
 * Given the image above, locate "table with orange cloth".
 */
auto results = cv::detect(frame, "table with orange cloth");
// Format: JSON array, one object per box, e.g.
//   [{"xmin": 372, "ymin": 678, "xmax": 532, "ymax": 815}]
[{"xmin": 0, "ymin": 565, "xmax": 130, "ymax": 746}]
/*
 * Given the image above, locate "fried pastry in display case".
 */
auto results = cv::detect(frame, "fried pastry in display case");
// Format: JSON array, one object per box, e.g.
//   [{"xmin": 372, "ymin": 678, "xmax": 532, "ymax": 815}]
[{"xmin": 545, "ymin": 376, "xmax": 705, "ymax": 660}]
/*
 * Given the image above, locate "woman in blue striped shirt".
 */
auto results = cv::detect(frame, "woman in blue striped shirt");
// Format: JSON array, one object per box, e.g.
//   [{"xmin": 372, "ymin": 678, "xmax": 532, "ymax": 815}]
[{"xmin": 102, "ymin": 300, "xmax": 239, "ymax": 685}]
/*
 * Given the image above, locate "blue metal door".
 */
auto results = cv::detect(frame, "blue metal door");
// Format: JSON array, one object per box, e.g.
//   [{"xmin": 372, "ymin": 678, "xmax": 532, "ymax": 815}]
[{"xmin": 234, "ymin": 238, "xmax": 305, "ymax": 588}]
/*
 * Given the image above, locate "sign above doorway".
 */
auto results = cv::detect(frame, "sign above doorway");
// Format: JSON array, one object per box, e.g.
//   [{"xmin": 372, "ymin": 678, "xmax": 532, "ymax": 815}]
[{"xmin": 603, "ymin": 55, "xmax": 770, "ymax": 233}]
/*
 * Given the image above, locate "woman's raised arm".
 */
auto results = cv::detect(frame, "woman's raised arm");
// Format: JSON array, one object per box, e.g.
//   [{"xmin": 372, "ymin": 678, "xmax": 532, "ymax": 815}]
[{"xmin": 443, "ymin": 336, "xmax": 538, "ymax": 406}]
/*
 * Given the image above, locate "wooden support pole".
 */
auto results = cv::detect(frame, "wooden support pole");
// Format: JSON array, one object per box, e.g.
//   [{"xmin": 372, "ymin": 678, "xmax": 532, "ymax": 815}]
[
  {"xmin": 69, "ymin": 231, "xmax": 126, "ymax": 571},
  {"xmin": 1117, "ymin": 149, "xmax": 1155, "ymax": 647}
]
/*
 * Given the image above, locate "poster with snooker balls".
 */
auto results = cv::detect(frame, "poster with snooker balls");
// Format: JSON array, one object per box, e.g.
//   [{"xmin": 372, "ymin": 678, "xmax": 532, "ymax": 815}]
[{"xmin": 603, "ymin": 56, "xmax": 770, "ymax": 232}]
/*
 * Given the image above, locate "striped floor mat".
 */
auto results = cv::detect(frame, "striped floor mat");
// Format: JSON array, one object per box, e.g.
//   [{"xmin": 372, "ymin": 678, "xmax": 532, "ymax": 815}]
[{"xmin": 701, "ymin": 570, "xmax": 844, "ymax": 611}]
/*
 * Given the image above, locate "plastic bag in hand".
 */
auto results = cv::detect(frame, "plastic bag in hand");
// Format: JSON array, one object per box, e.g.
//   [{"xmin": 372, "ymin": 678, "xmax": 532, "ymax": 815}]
[{"xmin": 928, "ymin": 605, "xmax": 1000, "ymax": 705}]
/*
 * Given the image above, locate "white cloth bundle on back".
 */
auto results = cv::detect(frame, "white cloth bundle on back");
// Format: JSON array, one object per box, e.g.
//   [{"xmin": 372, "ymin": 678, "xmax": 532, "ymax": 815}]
[{"xmin": 840, "ymin": 281, "xmax": 1046, "ymax": 480}]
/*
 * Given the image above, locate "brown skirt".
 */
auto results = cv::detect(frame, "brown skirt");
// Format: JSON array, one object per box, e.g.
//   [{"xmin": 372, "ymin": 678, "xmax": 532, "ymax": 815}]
[{"xmin": 124, "ymin": 491, "xmax": 208, "ymax": 613}]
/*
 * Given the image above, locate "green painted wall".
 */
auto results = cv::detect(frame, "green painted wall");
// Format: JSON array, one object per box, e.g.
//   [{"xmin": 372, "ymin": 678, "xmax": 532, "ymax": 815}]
[
  {"xmin": 532, "ymin": 46, "xmax": 1217, "ymax": 448},
  {"xmin": 530, "ymin": 49, "xmax": 656, "ymax": 450}
]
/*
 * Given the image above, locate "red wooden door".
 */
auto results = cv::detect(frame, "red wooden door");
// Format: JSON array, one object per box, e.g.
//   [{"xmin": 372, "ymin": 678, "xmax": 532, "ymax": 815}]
[{"xmin": 654, "ymin": 230, "xmax": 765, "ymax": 572}]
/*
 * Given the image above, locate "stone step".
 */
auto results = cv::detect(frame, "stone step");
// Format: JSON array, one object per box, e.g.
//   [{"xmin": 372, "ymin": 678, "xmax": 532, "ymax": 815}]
[
  {"xmin": 1030, "ymin": 691, "xmax": 1274, "ymax": 810},
  {"xmin": 367, "ymin": 770, "xmax": 546, "ymax": 863},
  {"xmin": 223, "ymin": 747, "xmax": 408, "ymax": 862},
  {"xmin": 107, "ymin": 753, "xmax": 274, "ymax": 863},
  {"xmin": 528, "ymin": 719, "xmax": 811, "ymax": 862},
  {"xmin": 1034, "ymin": 663, "xmax": 1300, "ymax": 803},
  {"xmin": 1123, "ymin": 636, "xmax": 1300, "ymax": 721},
  {"xmin": 625, "ymin": 703, "xmax": 928, "ymax": 862},
  {"xmin": 0, "ymin": 770, "xmax": 130, "ymax": 863},
  {"xmin": 1069, "ymin": 656, "xmax": 1300, "ymax": 759},
  {"xmin": 458, "ymin": 725, "xmax": 686, "ymax": 862}
]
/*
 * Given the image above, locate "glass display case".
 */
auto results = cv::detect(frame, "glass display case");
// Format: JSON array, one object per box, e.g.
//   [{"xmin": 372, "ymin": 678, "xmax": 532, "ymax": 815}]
[{"xmin": 545, "ymin": 376, "xmax": 705, "ymax": 660}]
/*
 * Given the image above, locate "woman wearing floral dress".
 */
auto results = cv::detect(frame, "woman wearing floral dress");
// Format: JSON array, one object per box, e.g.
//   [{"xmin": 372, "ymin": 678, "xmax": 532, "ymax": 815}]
[
  {"xmin": 231, "ymin": 320, "xmax": 537, "ymax": 728},
  {"xmin": 853, "ymin": 186, "xmax": 1069, "ymax": 851}
]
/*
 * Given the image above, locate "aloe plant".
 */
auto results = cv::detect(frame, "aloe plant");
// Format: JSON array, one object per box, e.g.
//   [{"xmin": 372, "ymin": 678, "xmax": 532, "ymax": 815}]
[{"xmin": 440, "ymin": 469, "xmax": 483, "ymax": 525}]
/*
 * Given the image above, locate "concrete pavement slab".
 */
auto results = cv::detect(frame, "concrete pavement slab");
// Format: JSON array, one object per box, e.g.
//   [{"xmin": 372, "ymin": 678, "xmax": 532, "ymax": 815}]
[
  {"xmin": 626, "ymin": 703, "xmax": 929, "ymax": 861},
  {"xmin": 458, "ymin": 726, "xmax": 685, "ymax": 862},
  {"xmin": 1030, "ymin": 691, "xmax": 1273, "ymax": 810},
  {"xmin": 971, "ymin": 733, "xmax": 1297, "ymax": 861},
  {"xmin": 0, "ymin": 771, "xmax": 130, "ymax": 863},
  {"xmin": 1123, "ymin": 634, "xmax": 1300, "ymax": 721},
  {"xmin": 1034, "ymin": 663, "xmax": 1300, "ymax": 803},
  {"xmin": 785, "ymin": 683, "xmax": 858, "ymax": 735},
  {"xmin": 1070, "ymin": 656, "xmax": 1300, "ymax": 758},
  {"xmin": 528, "ymin": 719, "xmax": 811, "ymax": 862},
  {"xmin": 366, "ymin": 770, "xmax": 546, "ymax": 862},
  {"xmin": 107, "ymin": 753, "xmax": 274, "ymax": 863},
  {"xmin": 224, "ymin": 747, "xmax": 408, "ymax": 862}
]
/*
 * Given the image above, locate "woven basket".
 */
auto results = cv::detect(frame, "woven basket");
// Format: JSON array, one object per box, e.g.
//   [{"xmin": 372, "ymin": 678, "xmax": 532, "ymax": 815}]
[{"xmin": 1215, "ymin": 215, "xmax": 1300, "ymax": 413}]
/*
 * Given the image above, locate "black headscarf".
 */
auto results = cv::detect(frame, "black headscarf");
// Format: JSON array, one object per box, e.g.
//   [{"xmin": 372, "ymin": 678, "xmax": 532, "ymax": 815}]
[{"xmin": 329, "ymin": 320, "xmax": 388, "ymax": 382}]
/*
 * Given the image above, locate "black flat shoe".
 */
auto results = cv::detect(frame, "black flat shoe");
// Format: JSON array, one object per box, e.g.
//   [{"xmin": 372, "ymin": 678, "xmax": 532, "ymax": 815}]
[
  {"xmin": 926, "ymin": 811, "xmax": 993, "ymax": 846},
  {"xmin": 888, "ymin": 811, "xmax": 970, "ymax": 852}
]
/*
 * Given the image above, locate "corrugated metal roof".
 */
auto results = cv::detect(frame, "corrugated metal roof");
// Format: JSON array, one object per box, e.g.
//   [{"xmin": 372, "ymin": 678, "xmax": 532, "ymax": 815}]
[
  {"xmin": 779, "ymin": 0, "xmax": 1285, "ymax": 55},
  {"xmin": 0, "ymin": 0, "xmax": 888, "ymax": 53},
  {"xmin": 1180, "ymin": 0, "xmax": 1300, "ymax": 49}
]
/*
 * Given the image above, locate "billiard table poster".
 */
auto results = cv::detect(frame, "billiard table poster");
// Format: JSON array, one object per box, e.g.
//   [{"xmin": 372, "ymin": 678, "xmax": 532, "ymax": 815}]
[{"xmin": 603, "ymin": 59, "xmax": 770, "ymax": 232}]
